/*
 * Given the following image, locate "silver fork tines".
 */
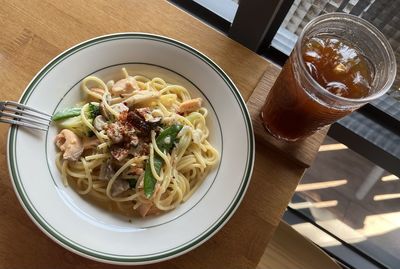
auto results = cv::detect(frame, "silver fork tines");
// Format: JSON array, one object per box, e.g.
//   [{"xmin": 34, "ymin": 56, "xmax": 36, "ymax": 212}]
[{"xmin": 0, "ymin": 101, "xmax": 52, "ymax": 131}]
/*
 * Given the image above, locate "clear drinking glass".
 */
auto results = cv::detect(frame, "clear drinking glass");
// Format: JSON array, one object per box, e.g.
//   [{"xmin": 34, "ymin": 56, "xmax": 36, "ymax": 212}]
[{"xmin": 260, "ymin": 13, "xmax": 397, "ymax": 141}]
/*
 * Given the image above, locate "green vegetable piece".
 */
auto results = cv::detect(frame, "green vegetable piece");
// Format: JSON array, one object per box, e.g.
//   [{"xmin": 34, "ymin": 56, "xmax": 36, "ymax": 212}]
[
  {"xmin": 156, "ymin": 124, "xmax": 183, "ymax": 152},
  {"xmin": 52, "ymin": 107, "xmax": 81, "ymax": 121},
  {"xmin": 143, "ymin": 156, "xmax": 163, "ymax": 197},
  {"xmin": 88, "ymin": 103, "xmax": 100, "ymax": 119},
  {"xmin": 128, "ymin": 178, "xmax": 138, "ymax": 189},
  {"xmin": 87, "ymin": 130, "xmax": 95, "ymax": 137},
  {"xmin": 143, "ymin": 124, "xmax": 183, "ymax": 198}
]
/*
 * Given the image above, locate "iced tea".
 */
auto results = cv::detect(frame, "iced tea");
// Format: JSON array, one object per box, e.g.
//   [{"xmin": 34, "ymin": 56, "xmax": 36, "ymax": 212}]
[
  {"xmin": 260, "ymin": 13, "xmax": 396, "ymax": 141},
  {"xmin": 261, "ymin": 36, "xmax": 372, "ymax": 140}
]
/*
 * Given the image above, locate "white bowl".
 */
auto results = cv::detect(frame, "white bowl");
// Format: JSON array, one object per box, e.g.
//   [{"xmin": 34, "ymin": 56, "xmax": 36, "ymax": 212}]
[{"xmin": 7, "ymin": 33, "xmax": 254, "ymax": 264}]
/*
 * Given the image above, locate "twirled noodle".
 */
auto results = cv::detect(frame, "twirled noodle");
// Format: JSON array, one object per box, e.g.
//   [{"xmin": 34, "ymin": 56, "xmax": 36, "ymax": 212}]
[{"xmin": 54, "ymin": 68, "xmax": 219, "ymax": 218}]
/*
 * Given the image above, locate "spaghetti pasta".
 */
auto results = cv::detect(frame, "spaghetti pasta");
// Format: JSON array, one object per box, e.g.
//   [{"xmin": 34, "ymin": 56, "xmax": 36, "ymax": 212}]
[{"xmin": 53, "ymin": 68, "xmax": 219, "ymax": 217}]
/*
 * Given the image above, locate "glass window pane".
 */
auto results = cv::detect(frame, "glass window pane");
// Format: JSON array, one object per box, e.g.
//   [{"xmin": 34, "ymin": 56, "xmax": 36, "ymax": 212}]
[
  {"xmin": 292, "ymin": 135, "xmax": 400, "ymax": 268},
  {"xmin": 193, "ymin": 0, "xmax": 238, "ymax": 22},
  {"xmin": 270, "ymin": 0, "xmax": 400, "ymax": 100}
]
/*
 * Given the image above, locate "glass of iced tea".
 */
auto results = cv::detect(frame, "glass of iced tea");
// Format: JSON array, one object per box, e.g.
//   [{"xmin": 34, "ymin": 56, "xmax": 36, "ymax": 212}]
[{"xmin": 261, "ymin": 13, "xmax": 397, "ymax": 141}]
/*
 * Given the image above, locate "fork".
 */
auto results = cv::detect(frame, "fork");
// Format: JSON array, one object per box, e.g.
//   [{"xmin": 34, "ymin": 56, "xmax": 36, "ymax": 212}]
[{"xmin": 0, "ymin": 101, "xmax": 52, "ymax": 131}]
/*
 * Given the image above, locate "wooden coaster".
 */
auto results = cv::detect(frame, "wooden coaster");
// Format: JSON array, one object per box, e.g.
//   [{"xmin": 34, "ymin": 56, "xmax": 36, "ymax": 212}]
[{"xmin": 246, "ymin": 68, "xmax": 328, "ymax": 168}]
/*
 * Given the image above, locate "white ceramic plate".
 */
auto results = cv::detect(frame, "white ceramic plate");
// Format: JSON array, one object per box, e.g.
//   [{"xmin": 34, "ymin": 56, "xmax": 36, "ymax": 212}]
[{"xmin": 7, "ymin": 33, "xmax": 254, "ymax": 264}]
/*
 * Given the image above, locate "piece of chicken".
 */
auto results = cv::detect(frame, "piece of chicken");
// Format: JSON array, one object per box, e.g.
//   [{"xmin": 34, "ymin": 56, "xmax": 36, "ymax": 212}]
[
  {"xmin": 105, "ymin": 121, "xmax": 125, "ymax": 143},
  {"xmin": 55, "ymin": 129, "xmax": 84, "ymax": 161},
  {"xmin": 111, "ymin": 76, "xmax": 139, "ymax": 94},
  {"xmin": 90, "ymin": 87, "xmax": 105, "ymax": 96},
  {"xmin": 178, "ymin": 98, "xmax": 202, "ymax": 113}
]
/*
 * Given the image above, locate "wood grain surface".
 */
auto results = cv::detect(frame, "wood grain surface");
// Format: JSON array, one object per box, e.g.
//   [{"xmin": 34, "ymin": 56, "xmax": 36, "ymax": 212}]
[
  {"xmin": 0, "ymin": 0, "xmax": 331, "ymax": 268},
  {"xmin": 258, "ymin": 221, "xmax": 341, "ymax": 269}
]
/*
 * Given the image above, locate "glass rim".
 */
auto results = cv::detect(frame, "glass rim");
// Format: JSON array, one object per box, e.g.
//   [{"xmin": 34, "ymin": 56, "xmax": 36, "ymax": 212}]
[{"xmin": 295, "ymin": 12, "xmax": 397, "ymax": 104}]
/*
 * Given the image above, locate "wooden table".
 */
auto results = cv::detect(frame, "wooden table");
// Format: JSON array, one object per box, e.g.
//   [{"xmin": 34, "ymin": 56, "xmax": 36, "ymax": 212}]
[{"xmin": 0, "ymin": 1, "xmax": 333, "ymax": 268}]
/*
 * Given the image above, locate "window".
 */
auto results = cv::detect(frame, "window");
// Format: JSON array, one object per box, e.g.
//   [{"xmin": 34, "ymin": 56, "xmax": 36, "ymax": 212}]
[{"xmin": 192, "ymin": 0, "xmax": 238, "ymax": 22}]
